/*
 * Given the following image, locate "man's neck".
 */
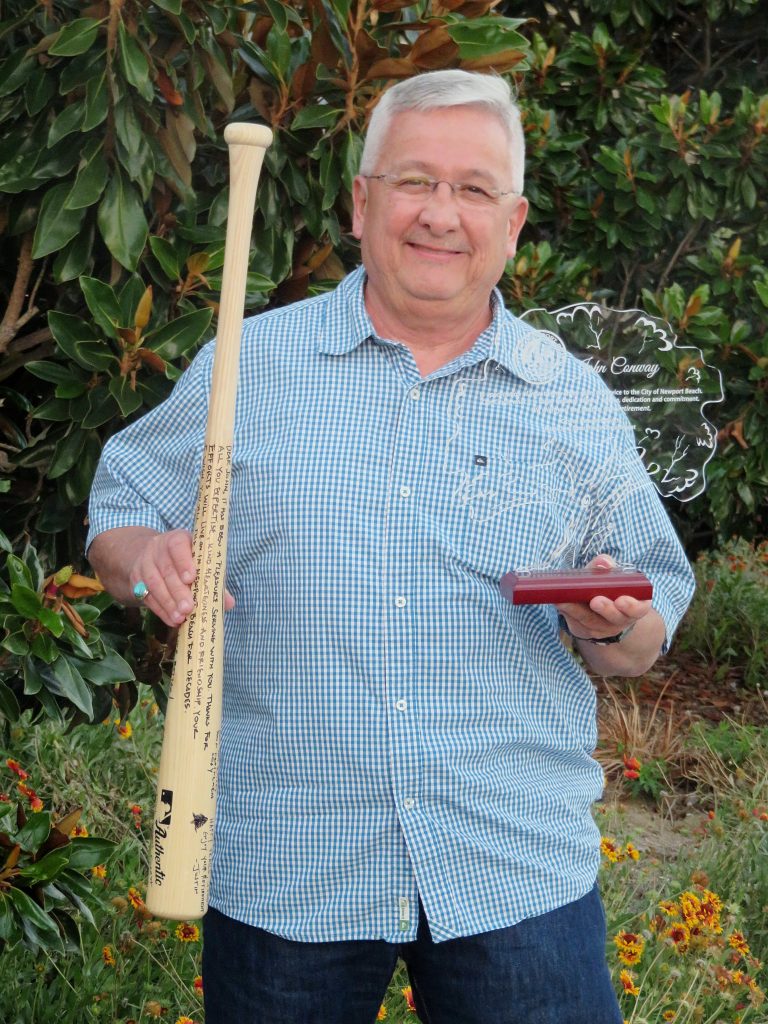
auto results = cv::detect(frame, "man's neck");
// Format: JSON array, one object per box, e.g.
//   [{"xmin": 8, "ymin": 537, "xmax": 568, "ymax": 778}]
[{"xmin": 364, "ymin": 287, "xmax": 494, "ymax": 377}]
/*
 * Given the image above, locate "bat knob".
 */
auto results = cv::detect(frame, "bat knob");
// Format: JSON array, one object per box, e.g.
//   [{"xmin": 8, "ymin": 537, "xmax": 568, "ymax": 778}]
[{"xmin": 224, "ymin": 123, "xmax": 274, "ymax": 150}]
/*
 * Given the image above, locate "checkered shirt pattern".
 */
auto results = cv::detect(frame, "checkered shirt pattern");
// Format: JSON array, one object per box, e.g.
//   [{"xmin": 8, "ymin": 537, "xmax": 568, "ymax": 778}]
[{"xmin": 88, "ymin": 266, "xmax": 694, "ymax": 943}]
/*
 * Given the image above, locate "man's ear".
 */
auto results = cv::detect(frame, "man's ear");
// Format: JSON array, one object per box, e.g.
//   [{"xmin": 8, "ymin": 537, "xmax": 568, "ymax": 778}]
[
  {"xmin": 351, "ymin": 175, "xmax": 368, "ymax": 240},
  {"xmin": 505, "ymin": 196, "xmax": 529, "ymax": 260}
]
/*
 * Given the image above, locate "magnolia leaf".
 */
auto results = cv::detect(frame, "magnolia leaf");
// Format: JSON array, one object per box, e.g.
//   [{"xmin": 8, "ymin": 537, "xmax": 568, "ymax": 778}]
[
  {"xmin": 292, "ymin": 104, "xmax": 342, "ymax": 130},
  {"xmin": 80, "ymin": 277, "xmax": 124, "ymax": 338},
  {"xmin": 143, "ymin": 307, "xmax": 213, "ymax": 359},
  {"xmin": 65, "ymin": 140, "xmax": 108, "ymax": 210},
  {"xmin": 97, "ymin": 170, "xmax": 148, "ymax": 271},
  {"xmin": 48, "ymin": 18, "xmax": 103, "ymax": 57},
  {"xmin": 8, "ymin": 887, "xmax": 64, "ymax": 952},
  {"xmin": 31, "ymin": 183, "xmax": 87, "ymax": 259},
  {"xmin": 48, "ymin": 312, "xmax": 117, "ymax": 372},
  {"xmin": 117, "ymin": 22, "xmax": 153, "ymax": 101},
  {"xmin": 10, "ymin": 583, "xmax": 42, "ymax": 617},
  {"xmin": 108, "ymin": 375, "xmax": 143, "ymax": 417}
]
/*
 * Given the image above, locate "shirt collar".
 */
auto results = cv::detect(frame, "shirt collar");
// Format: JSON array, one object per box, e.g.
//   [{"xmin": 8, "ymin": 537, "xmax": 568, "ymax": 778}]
[{"xmin": 316, "ymin": 266, "xmax": 541, "ymax": 381}]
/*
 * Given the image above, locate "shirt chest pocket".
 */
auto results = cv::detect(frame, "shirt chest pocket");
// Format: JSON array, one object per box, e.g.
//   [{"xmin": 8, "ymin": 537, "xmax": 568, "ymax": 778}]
[{"xmin": 438, "ymin": 441, "xmax": 593, "ymax": 579}]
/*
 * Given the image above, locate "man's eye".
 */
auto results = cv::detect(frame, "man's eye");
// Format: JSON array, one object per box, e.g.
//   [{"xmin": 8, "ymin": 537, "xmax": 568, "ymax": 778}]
[
  {"xmin": 460, "ymin": 184, "xmax": 493, "ymax": 201},
  {"xmin": 396, "ymin": 177, "xmax": 432, "ymax": 191}
]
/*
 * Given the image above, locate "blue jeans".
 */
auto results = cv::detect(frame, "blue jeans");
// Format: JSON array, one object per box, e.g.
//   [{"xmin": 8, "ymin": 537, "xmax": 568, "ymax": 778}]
[{"xmin": 202, "ymin": 885, "xmax": 622, "ymax": 1024}]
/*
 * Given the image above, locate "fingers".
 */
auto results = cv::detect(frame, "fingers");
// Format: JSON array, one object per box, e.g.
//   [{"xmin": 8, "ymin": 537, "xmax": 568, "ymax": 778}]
[
  {"xmin": 556, "ymin": 596, "xmax": 653, "ymax": 641},
  {"xmin": 130, "ymin": 529, "xmax": 196, "ymax": 627}
]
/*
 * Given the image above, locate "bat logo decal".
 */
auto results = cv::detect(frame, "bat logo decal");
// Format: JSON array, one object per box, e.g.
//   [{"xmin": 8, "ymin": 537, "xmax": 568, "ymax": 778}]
[
  {"xmin": 191, "ymin": 813, "xmax": 208, "ymax": 831},
  {"xmin": 159, "ymin": 789, "xmax": 174, "ymax": 827}
]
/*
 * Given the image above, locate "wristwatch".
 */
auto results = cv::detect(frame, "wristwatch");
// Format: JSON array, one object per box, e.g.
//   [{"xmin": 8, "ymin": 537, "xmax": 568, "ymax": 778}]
[{"xmin": 558, "ymin": 615, "xmax": 636, "ymax": 646}]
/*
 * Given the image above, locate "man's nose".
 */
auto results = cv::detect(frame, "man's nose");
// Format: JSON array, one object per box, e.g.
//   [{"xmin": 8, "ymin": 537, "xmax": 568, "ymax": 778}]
[{"xmin": 417, "ymin": 181, "xmax": 461, "ymax": 231}]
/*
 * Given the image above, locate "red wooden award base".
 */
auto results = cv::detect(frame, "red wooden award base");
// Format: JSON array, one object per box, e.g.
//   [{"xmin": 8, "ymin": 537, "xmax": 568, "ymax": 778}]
[{"xmin": 500, "ymin": 567, "xmax": 653, "ymax": 605}]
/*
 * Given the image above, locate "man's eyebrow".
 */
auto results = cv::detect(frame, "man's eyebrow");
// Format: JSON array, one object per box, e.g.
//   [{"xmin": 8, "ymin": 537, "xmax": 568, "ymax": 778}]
[{"xmin": 389, "ymin": 160, "xmax": 501, "ymax": 184}]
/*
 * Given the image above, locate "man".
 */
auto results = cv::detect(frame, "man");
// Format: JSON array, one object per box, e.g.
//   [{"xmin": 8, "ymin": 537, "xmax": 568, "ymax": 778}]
[{"xmin": 88, "ymin": 70, "xmax": 694, "ymax": 1023}]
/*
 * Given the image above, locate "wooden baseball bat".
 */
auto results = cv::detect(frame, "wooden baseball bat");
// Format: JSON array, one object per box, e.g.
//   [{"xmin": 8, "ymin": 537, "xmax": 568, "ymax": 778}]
[{"xmin": 145, "ymin": 123, "xmax": 273, "ymax": 920}]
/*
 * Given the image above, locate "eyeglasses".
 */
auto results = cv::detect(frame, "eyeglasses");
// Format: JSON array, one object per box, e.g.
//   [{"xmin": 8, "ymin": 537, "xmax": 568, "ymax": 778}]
[{"xmin": 363, "ymin": 173, "xmax": 520, "ymax": 207}]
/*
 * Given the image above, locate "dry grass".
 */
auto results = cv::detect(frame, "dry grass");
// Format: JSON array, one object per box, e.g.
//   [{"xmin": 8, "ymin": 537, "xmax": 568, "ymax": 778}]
[{"xmin": 595, "ymin": 673, "xmax": 688, "ymax": 787}]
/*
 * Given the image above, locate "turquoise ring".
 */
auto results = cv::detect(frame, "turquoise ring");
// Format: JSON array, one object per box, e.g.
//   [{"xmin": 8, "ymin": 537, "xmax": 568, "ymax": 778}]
[{"xmin": 133, "ymin": 581, "xmax": 150, "ymax": 601}]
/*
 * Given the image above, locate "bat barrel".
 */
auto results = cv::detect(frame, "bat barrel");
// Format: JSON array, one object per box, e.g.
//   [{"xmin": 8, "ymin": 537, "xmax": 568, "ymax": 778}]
[{"xmin": 146, "ymin": 123, "xmax": 272, "ymax": 920}]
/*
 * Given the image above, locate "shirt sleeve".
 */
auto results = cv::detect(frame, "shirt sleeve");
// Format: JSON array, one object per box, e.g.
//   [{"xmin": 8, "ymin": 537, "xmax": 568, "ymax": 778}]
[
  {"xmin": 86, "ymin": 343, "xmax": 215, "ymax": 551},
  {"xmin": 579, "ymin": 388, "xmax": 696, "ymax": 651}
]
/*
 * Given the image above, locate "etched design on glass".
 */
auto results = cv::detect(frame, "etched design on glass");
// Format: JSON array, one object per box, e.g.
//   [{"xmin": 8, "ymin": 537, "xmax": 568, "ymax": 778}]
[
  {"xmin": 441, "ymin": 367, "xmax": 646, "ymax": 570},
  {"xmin": 521, "ymin": 304, "xmax": 725, "ymax": 502}
]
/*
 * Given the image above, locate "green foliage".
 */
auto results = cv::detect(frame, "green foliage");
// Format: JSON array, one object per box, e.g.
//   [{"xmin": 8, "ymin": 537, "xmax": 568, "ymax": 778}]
[
  {"xmin": 0, "ymin": 756, "xmax": 115, "ymax": 958},
  {"xmin": 676, "ymin": 538, "xmax": 768, "ymax": 689},
  {"xmin": 0, "ymin": 526, "xmax": 140, "ymax": 727}
]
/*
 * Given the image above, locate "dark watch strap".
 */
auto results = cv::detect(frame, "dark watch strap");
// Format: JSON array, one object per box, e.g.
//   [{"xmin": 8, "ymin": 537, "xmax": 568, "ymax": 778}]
[{"xmin": 558, "ymin": 615, "xmax": 636, "ymax": 646}]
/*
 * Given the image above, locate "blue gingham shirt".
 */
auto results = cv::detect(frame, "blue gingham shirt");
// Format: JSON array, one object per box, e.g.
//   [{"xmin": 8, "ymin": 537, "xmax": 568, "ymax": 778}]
[{"xmin": 88, "ymin": 267, "xmax": 694, "ymax": 943}]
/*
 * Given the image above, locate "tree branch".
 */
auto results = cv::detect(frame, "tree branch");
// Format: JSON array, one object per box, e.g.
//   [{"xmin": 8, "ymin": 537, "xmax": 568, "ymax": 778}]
[{"xmin": 0, "ymin": 234, "xmax": 38, "ymax": 356}]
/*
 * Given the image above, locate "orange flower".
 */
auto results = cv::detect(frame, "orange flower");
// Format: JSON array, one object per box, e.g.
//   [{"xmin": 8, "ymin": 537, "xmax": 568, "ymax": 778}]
[
  {"xmin": 624, "ymin": 843, "xmax": 640, "ymax": 861},
  {"xmin": 175, "ymin": 922, "xmax": 200, "ymax": 943},
  {"xmin": 91, "ymin": 864, "xmax": 107, "ymax": 879},
  {"xmin": 619, "ymin": 969, "xmax": 640, "ymax": 996},
  {"xmin": 659, "ymin": 899, "xmax": 679, "ymax": 918},
  {"xmin": 729, "ymin": 931, "xmax": 751, "ymax": 956},
  {"xmin": 145, "ymin": 1001, "xmax": 167, "ymax": 1018},
  {"xmin": 600, "ymin": 837, "xmax": 622, "ymax": 863},
  {"xmin": 70, "ymin": 823, "xmax": 89, "ymax": 837},
  {"xmin": 127, "ymin": 887, "xmax": 146, "ymax": 910},
  {"xmin": 664, "ymin": 922, "xmax": 691, "ymax": 952},
  {"xmin": 115, "ymin": 719, "xmax": 133, "ymax": 739},
  {"xmin": 174, "ymin": 1017, "xmax": 197, "ymax": 1024},
  {"xmin": 377, "ymin": 1006, "xmax": 388, "ymax": 1020},
  {"xmin": 17, "ymin": 781, "xmax": 43, "ymax": 812},
  {"xmin": 614, "ymin": 931, "xmax": 645, "ymax": 966},
  {"xmin": 193, "ymin": 975, "xmax": 204, "ymax": 995},
  {"xmin": 402, "ymin": 986, "xmax": 417, "ymax": 1012},
  {"xmin": 102, "ymin": 945, "xmax": 116, "ymax": 966},
  {"xmin": 662, "ymin": 1012, "xmax": 676, "ymax": 1021},
  {"xmin": 5, "ymin": 758, "xmax": 28, "ymax": 780}
]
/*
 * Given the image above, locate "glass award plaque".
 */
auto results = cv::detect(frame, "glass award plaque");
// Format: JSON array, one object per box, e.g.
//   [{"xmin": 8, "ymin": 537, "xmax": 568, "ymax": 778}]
[
  {"xmin": 521, "ymin": 303, "xmax": 724, "ymax": 503},
  {"xmin": 498, "ymin": 304, "xmax": 724, "ymax": 605}
]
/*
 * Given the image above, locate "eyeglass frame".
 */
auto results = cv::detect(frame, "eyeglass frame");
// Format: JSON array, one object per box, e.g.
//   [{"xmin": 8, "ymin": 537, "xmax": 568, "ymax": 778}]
[{"xmin": 361, "ymin": 173, "xmax": 521, "ymax": 205}]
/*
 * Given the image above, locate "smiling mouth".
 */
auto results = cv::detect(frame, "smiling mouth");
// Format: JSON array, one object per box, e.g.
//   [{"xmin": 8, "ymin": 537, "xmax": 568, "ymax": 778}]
[{"xmin": 407, "ymin": 242, "xmax": 467, "ymax": 256}]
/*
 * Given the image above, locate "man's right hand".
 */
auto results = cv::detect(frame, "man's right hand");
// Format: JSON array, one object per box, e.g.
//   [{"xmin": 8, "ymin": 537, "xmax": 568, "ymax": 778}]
[
  {"xmin": 128, "ymin": 528, "xmax": 198, "ymax": 626},
  {"xmin": 88, "ymin": 526, "xmax": 197, "ymax": 627}
]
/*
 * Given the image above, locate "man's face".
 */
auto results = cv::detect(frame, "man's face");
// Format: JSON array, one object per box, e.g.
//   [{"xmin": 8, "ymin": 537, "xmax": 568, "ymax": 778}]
[{"xmin": 352, "ymin": 106, "xmax": 528, "ymax": 324}]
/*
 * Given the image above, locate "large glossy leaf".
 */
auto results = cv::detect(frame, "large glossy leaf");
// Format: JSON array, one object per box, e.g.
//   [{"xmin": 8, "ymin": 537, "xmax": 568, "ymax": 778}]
[
  {"xmin": 15, "ymin": 811, "xmax": 52, "ymax": 853},
  {"xmin": 8, "ymin": 888, "xmax": 64, "ymax": 952},
  {"xmin": 80, "ymin": 276, "xmax": 124, "ymax": 338},
  {"xmin": 108, "ymin": 375, "xmax": 143, "ymax": 417},
  {"xmin": 74, "ymin": 649, "xmax": 134, "ymax": 685},
  {"xmin": 53, "ymin": 219, "xmax": 95, "ymax": 283},
  {"xmin": 67, "ymin": 837, "xmax": 116, "ymax": 871},
  {"xmin": 31, "ymin": 183, "xmax": 87, "ymax": 259},
  {"xmin": 65, "ymin": 140, "xmax": 108, "ymax": 209},
  {"xmin": 48, "ymin": 18, "xmax": 103, "ymax": 57},
  {"xmin": 118, "ymin": 21, "xmax": 153, "ymax": 101},
  {"xmin": 18, "ymin": 847, "xmax": 72, "ymax": 884},
  {"xmin": 143, "ymin": 307, "xmax": 213, "ymax": 359},
  {"xmin": 43, "ymin": 657, "xmax": 93, "ymax": 718},
  {"xmin": 48, "ymin": 312, "xmax": 117, "ymax": 371},
  {"xmin": 97, "ymin": 169, "xmax": 148, "ymax": 270},
  {"xmin": 46, "ymin": 102, "xmax": 85, "ymax": 147}
]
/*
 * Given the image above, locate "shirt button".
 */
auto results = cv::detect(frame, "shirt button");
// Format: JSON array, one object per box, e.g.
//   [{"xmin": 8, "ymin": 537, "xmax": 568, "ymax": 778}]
[
  {"xmin": 409, "ymin": 387, "xmax": 420, "ymax": 401},
  {"xmin": 403, "ymin": 797, "xmax": 415, "ymax": 810},
  {"xmin": 395, "ymin": 596, "xmax": 407, "ymax": 608},
  {"xmin": 395, "ymin": 698, "xmax": 407, "ymax": 712},
  {"xmin": 399, "ymin": 486, "xmax": 411, "ymax": 499}
]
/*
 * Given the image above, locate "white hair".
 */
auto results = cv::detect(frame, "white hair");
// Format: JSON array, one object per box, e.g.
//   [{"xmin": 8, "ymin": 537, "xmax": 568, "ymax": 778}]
[{"xmin": 359, "ymin": 70, "xmax": 525, "ymax": 193}]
